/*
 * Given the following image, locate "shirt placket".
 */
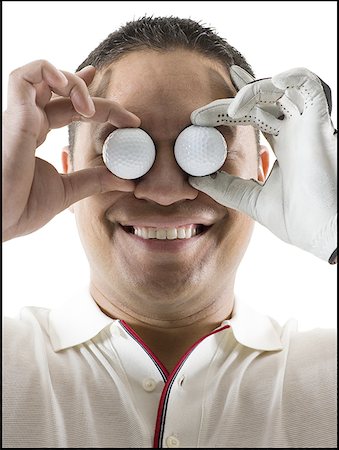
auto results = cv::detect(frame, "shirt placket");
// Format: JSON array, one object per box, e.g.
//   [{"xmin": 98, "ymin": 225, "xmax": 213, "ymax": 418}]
[
  {"xmin": 109, "ymin": 321, "xmax": 168, "ymax": 445},
  {"xmin": 109, "ymin": 320, "xmax": 230, "ymax": 448},
  {"xmin": 153, "ymin": 325, "xmax": 230, "ymax": 448}
]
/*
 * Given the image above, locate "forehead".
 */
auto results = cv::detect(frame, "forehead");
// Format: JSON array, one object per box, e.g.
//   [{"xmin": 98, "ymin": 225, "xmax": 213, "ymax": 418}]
[
  {"xmin": 89, "ymin": 49, "xmax": 236, "ymax": 141},
  {"xmin": 92, "ymin": 49, "xmax": 235, "ymax": 100}
]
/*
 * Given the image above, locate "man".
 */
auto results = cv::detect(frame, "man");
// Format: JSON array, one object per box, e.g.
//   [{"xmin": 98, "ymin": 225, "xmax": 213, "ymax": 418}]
[{"xmin": 3, "ymin": 16, "xmax": 337, "ymax": 448}]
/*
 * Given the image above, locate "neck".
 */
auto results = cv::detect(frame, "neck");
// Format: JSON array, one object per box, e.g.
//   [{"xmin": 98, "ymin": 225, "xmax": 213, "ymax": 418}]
[{"xmin": 90, "ymin": 282, "xmax": 234, "ymax": 373}]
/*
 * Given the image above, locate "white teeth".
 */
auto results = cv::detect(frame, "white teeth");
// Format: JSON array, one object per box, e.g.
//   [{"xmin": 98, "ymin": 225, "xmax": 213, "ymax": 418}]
[
  {"xmin": 141, "ymin": 228, "xmax": 149, "ymax": 239},
  {"xmin": 167, "ymin": 228, "xmax": 177, "ymax": 240},
  {"xmin": 177, "ymin": 228, "xmax": 186, "ymax": 239},
  {"xmin": 156, "ymin": 229, "xmax": 167, "ymax": 240},
  {"xmin": 148, "ymin": 228, "xmax": 156, "ymax": 238},
  {"xmin": 132, "ymin": 226, "xmax": 201, "ymax": 240}
]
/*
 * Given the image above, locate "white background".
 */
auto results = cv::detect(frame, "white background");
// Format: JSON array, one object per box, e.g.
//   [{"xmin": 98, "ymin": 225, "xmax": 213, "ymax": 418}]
[{"xmin": 2, "ymin": 1, "xmax": 337, "ymax": 330}]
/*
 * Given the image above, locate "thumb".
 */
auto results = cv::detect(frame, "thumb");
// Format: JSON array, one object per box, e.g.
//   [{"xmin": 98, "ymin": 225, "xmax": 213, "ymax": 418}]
[
  {"xmin": 189, "ymin": 171, "xmax": 263, "ymax": 221},
  {"xmin": 60, "ymin": 166, "xmax": 135, "ymax": 210}
]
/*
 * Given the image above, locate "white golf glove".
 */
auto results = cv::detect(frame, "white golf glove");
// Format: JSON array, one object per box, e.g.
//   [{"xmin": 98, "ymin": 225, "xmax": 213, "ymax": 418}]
[{"xmin": 189, "ymin": 66, "xmax": 337, "ymax": 264}]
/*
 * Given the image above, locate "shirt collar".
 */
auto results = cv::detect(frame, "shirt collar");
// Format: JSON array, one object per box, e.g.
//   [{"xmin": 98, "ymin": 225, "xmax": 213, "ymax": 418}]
[{"xmin": 49, "ymin": 289, "xmax": 283, "ymax": 352}]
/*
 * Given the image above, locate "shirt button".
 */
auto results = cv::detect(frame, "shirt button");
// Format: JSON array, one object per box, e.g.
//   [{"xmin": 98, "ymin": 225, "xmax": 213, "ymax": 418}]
[
  {"xmin": 166, "ymin": 436, "xmax": 180, "ymax": 448},
  {"xmin": 142, "ymin": 378, "xmax": 157, "ymax": 392},
  {"xmin": 177, "ymin": 375, "xmax": 185, "ymax": 386}
]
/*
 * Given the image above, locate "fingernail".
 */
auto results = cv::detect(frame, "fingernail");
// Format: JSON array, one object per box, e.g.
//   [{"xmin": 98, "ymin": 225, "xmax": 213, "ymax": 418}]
[
  {"xmin": 87, "ymin": 95, "xmax": 96, "ymax": 115},
  {"xmin": 79, "ymin": 95, "xmax": 95, "ymax": 118},
  {"xmin": 77, "ymin": 65, "xmax": 95, "ymax": 74},
  {"xmin": 128, "ymin": 111, "xmax": 141, "ymax": 124},
  {"xmin": 72, "ymin": 91, "xmax": 95, "ymax": 118}
]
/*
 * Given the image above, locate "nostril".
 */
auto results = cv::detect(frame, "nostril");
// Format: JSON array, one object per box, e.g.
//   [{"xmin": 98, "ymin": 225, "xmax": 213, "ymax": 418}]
[{"xmin": 133, "ymin": 180, "xmax": 198, "ymax": 204}]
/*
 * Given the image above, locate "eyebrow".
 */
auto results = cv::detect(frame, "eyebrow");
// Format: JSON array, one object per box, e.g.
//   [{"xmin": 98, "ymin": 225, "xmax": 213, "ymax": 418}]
[{"xmin": 90, "ymin": 65, "xmax": 236, "ymax": 149}]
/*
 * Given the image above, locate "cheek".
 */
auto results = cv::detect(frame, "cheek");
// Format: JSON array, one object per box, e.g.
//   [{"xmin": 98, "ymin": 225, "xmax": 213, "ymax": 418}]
[
  {"xmin": 73, "ymin": 200, "xmax": 106, "ymax": 262},
  {"xmin": 216, "ymin": 209, "xmax": 255, "ymax": 269},
  {"xmin": 221, "ymin": 150, "xmax": 259, "ymax": 180},
  {"xmin": 73, "ymin": 193, "xmax": 118, "ymax": 248},
  {"xmin": 219, "ymin": 127, "xmax": 259, "ymax": 179}
]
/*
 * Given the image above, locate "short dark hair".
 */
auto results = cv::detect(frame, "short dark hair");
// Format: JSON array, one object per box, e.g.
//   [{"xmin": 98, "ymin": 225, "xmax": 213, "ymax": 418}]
[{"xmin": 68, "ymin": 16, "xmax": 258, "ymax": 164}]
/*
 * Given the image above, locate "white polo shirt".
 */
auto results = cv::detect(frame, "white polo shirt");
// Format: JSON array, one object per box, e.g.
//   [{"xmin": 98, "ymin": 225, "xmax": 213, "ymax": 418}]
[{"xmin": 3, "ymin": 289, "xmax": 337, "ymax": 448}]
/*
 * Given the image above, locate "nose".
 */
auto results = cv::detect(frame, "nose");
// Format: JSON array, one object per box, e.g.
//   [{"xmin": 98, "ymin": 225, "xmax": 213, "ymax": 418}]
[{"xmin": 133, "ymin": 143, "xmax": 198, "ymax": 205}]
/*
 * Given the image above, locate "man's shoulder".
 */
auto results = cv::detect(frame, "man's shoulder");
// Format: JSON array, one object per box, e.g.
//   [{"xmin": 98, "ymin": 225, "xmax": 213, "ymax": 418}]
[
  {"xmin": 279, "ymin": 325, "xmax": 337, "ymax": 433},
  {"xmin": 280, "ymin": 324, "xmax": 337, "ymax": 393},
  {"xmin": 286, "ymin": 325, "xmax": 337, "ymax": 357},
  {"xmin": 3, "ymin": 306, "xmax": 51, "ymax": 350}
]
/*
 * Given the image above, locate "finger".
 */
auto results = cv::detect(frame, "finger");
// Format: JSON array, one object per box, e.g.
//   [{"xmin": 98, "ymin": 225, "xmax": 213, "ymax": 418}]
[
  {"xmin": 272, "ymin": 67, "xmax": 330, "ymax": 114},
  {"xmin": 49, "ymin": 66, "xmax": 96, "ymax": 101},
  {"xmin": 45, "ymin": 97, "xmax": 141, "ymax": 129},
  {"xmin": 230, "ymin": 65, "xmax": 255, "ymax": 90},
  {"xmin": 191, "ymin": 99, "xmax": 235, "ymax": 126},
  {"xmin": 247, "ymin": 105, "xmax": 283, "ymax": 136},
  {"xmin": 260, "ymin": 102, "xmax": 287, "ymax": 119},
  {"xmin": 228, "ymin": 79, "xmax": 284, "ymax": 119},
  {"xmin": 60, "ymin": 166, "xmax": 136, "ymax": 210},
  {"xmin": 277, "ymin": 91, "xmax": 304, "ymax": 117},
  {"xmin": 7, "ymin": 59, "xmax": 68, "ymax": 106},
  {"xmin": 272, "ymin": 67, "xmax": 321, "ymax": 91},
  {"xmin": 190, "ymin": 97, "xmax": 282, "ymax": 135},
  {"xmin": 34, "ymin": 80, "xmax": 53, "ymax": 108},
  {"xmin": 75, "ymin": 65, "xmax": 96, "ymax": 87},
  {"xmin": 189, "ymin": 171, "xmax": 262, "ymax": 221},
  {"xmin": 53, "ymin": 69, "xmax": 96, "ymax": 117},
  {"xmin": 7, "ymin": 60, "xmax": 95, "ymax": 118}
]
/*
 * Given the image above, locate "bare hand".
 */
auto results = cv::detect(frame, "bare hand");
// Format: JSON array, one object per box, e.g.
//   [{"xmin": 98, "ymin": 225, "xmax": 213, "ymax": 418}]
[{"xmin": 3, "ymin": 60, "xmax": 140, "ymax": 241}]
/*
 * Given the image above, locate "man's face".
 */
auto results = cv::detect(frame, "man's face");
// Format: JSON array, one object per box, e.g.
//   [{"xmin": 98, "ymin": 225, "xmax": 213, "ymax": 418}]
[{"xmin": 70, "ymin": 49, "xmax": 261, "ymax": 321}]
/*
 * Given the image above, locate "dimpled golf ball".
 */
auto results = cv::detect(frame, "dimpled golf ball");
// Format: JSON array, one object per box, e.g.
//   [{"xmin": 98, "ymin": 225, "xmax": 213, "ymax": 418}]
[
  {"xmin": 174, "ymin": 125, "xmax": 227, "ymax": 176},
  {"xmin": 103, "ymin": 128, "xmax": 156, "ymax": 179}
]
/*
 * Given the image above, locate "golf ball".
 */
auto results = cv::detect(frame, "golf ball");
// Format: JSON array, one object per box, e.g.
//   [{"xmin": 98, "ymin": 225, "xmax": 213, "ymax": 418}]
[
  {"xmin": 103, "ymin": 128, "xmax": 156, "ymax": 179},
  {"xmin": 174, "ymin": 125, "xmax": 227, "ymax": 176}
]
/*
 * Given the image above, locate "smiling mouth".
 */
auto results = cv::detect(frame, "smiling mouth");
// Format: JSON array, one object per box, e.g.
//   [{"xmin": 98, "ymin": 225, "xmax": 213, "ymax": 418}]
[{"xmin": 121, "ymin": 224, "xmax": 210, "ymax": 240}]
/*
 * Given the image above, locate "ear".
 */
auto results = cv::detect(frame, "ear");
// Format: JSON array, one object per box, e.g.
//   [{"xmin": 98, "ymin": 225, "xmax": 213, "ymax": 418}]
[
  {"xmin": 61, "ymin": 146, "xmax": 71, "ymax": 173},
  {"xmin": 61, "ymin": 146, "xmax": 74, "ymax": 213},
  {"xmin": 257, "ymin": 145, "xmax": 270, "ymax": 182}
]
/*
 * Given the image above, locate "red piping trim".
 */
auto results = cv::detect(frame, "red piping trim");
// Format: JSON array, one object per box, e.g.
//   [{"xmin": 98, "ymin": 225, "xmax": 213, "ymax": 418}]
[
  {"xmin": 153, "ymin": 324, "xmax": 230, "ymax": 448},
  {"xmin": 120, "ymin": 320, "xmax": 169, "ymax": 378}
]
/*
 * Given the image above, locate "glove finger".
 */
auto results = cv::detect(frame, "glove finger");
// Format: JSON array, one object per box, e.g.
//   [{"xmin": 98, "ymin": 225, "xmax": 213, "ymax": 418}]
[
  {"xmin": 230, "ymin": 65, "xmax": 255, "ymax": 90},
  {"xmin": 243, "ymin": 105, "xmax": 283, "ymax": 136},
  {"xmin": 278, "ymin": 88, "xmax": 305, "ymax": 116},
  {"xmin": 259, "ymin": 103, "xmax": 284, "ymax": 119},
  {"xmin": 272, "ymin": 67, "xmax": 321, "ymax": 91},
  {"xmin": 228, "ymin": 79, "xmax": 284, "ymax": 119},
  {"xmin": 189, "ymin": 171, "xmax": 262, "ymax": 221},
  {"xmin": 272, "ymin": 67, "xmax": 333, "ymax": 115},
  {"xmin": 191, "ymin": 99, "xmax": 234, "ymax": 126},
  {"xmin": 191, "ymin": 98, "xmax": 282, "ymax": 134}
]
